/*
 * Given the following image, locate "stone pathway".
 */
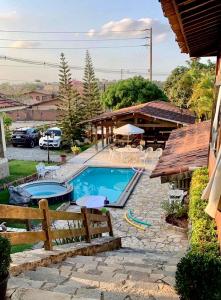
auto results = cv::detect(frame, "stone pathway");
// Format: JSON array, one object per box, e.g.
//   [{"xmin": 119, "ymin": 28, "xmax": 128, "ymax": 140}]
[{"xmin": 8, "ymin": 247, "xmax": 182, "ymax": 299}]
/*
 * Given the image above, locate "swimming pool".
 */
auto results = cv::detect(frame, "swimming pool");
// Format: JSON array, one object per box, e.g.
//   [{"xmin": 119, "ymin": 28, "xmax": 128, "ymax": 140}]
[
  {"xmin": 20, "ymin": 181, "xmax": 73, "ymax": 204},
  {"xmin": 69, "ymin": 167, "xmax": 140, "ymax": 207}
]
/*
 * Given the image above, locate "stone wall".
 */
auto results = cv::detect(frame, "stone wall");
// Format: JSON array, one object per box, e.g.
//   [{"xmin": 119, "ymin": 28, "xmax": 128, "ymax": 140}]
[{"xmin": 0, "ymin": 158, "xmax": 9, "ymax": 179}]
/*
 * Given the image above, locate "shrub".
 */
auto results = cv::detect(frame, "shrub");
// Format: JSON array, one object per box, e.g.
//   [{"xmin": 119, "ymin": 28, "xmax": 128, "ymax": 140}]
[
  {"xmin": 175, "ymin": 251, "xmax": 221, "ymax": 300},
  {"xmin": 161, "ymin": 200, "xmax": 187, "ymax": 218},
  {"xmin": 0, "ymin": 236, "xmax": 11, "ymax": 279},
  {"xmin": 175, "ymin": 168, "xmax": 221, "ymax": 299}
]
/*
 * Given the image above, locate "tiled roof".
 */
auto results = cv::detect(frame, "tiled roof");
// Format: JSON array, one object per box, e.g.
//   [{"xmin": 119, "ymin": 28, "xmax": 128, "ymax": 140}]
[
  {"xmin": 151, "ymin": 121, "xmax": 211, "ymax": 178},
  {"xmin": 0, "ymin": 94, "xmax": 25, "ymax": 111},
  {"xmin": 86, "ymin": 101, "xmax": 195, "ymax": 125}
]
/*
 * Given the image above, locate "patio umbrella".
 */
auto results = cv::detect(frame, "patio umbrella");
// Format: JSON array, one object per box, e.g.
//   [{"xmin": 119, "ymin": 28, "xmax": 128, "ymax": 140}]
[{"xmin": 113, "ymin": 124, "xmax": 144, "ymax": 144}]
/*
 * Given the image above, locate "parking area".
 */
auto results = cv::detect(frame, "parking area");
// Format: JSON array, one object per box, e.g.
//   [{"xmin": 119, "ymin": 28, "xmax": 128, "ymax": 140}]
[{"xmin": 6, "ymin": 146, "xmax": 69, "ymax": 162}]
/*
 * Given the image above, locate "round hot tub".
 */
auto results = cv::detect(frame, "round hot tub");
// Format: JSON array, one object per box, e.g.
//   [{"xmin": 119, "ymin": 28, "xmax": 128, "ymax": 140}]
[{"xmin": 20, "ymin": 180, "xmax": 73, "ymax": 204}]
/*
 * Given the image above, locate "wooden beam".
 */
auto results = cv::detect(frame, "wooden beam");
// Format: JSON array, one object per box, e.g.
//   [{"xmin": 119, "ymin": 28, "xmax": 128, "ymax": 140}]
[
  {"xmin": 181, "ymin": 3, "xmax": 221, "ymax": 21},
  {"xmin": 178, "ymin": 0, "xmax": 217, "ymax": 15}
]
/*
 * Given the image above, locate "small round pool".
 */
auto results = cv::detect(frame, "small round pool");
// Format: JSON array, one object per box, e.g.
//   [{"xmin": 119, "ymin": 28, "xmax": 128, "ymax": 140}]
[{"xmin": 20, "ymin": 180, "xmax": 73, "ymax": 204}]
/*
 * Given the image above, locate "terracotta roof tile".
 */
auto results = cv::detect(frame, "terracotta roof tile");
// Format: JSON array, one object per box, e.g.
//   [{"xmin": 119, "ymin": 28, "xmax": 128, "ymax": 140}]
[
  {"xmin": 150, "ymin": 120, "xmax": 211, "ymax": 178},
  {"xmin": 87, "ymin": 101, "xmax": 195, "ymax": 125},
  {"xmin": 0, "ymin": 94, "xmax": 25, "ymax": 110}
]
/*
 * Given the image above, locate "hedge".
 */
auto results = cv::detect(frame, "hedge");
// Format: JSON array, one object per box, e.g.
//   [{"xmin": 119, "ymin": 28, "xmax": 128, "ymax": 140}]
[
  {"xmin": 175, "ymin": 167, "xmax": 221, "ymax": 300},
  {"xmin": 188, "ymin": 167, "xmax": 219, "ymax": 255}
]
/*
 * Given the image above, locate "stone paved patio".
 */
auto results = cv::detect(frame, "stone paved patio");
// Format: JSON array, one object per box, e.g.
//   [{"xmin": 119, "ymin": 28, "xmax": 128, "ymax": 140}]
[{"xmin": 51, "ymin": 145, "xmax": 188, "ymax": 253}]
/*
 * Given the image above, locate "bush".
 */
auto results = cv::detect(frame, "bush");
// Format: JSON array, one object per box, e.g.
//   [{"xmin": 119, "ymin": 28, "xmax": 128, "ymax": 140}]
[
  {"xmin": 175, "ymin": 251, "xmax": 221, "ymax": 300},
  {"xmin": 176, "ymin": 168, "xmax": 220, "ymax": 300},
  {"xmin": 188, "ymin": 167, "xmax": 219, "ymax": 256},
  {"xmin": 0, "ymin": 236, "xmax": 11, "ymax": 279},
  {"xmin": 161, "ymin": 200, "xmax": 187, "ymax": 218}
]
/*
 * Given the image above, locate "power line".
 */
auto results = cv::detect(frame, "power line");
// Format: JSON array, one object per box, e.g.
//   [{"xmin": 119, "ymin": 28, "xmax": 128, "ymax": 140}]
[
  {"xmin": 0, "ymin": 37, "xmax": 146, "ymax": 42},
  {"xmin": 0, "ymin": 55, "xmax": 150, "ymax": 75},
  {"xmin": 0, "ymin": 45, "xmax": 145, "ymax": 50},
  {"xmin": 0, "ymin": 29, "xmax": 147, "ymax": 34}
]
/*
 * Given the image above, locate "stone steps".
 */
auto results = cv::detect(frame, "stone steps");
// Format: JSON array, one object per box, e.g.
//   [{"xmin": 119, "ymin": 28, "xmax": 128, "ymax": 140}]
[{"xmin": 8, "ymin": 247, "xmax": 181, "ymax": 300}]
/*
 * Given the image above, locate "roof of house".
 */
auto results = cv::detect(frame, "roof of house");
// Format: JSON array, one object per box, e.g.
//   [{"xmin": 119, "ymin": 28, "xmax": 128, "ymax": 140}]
[
  {"xmin": 150, "ymin": 120, "xmax": 211, "ymax": 178},
  {"xmin": 160, "ymin": 0, "xmax": 221, "ymax": 57},
  {"xmin": 22, "ymin": 90, "xmax": 57, "ymax": 96},
  {"xmin": 0, "ymin": 94, "xmax": 26, "ymax": 112},
  {"xmin": 84, "ymin": 101, "xmax": 195, "ymax": 125},
  {"xmin": 30, "ymin": 97, "xmax": 60, "ymax": 106}
]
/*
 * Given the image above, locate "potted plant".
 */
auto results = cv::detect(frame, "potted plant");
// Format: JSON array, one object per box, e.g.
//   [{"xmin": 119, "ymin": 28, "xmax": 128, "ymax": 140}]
[
  {"xmin": 60, "ymin": 153, "xmax": 67, "ymax": 163},
  {"xmin": 71, "ymin": 145, "xmax": 81, "ymax": 155},
  {"xmin": 0, "ymin": 237, "xmax": 11, "ymax": 300}
]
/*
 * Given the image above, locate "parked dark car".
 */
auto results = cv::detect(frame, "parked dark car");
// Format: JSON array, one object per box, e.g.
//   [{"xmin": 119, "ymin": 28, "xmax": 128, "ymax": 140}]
[{"xmin": 11, "ymin": 128, "xmax": 40, "ymax": 148}]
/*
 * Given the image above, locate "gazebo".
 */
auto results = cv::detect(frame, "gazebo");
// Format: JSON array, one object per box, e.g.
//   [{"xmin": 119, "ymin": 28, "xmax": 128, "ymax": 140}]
[{"xmin": 82, "ymin": 101, "xmax": 195, "ymax": 149}]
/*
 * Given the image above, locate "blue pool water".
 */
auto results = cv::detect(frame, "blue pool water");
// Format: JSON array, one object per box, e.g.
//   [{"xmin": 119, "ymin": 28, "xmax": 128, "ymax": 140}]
[
  {"xmin": 23, "ymin": 182, "xmax": 67, "ymax": 197},
  {"xmin": 69, "ymin": 167, "xmax": 135, "ymax": 203}
]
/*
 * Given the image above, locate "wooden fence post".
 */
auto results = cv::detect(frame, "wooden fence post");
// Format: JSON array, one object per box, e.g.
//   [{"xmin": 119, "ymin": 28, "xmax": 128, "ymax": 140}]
[
  {"xmin": 81, "ymin": 207, "xmax": 91, "ymax": 243},
  {"xmin": 106, "ymin": 211, "xmax": 113, "ymax": 237},
  {"xmin": 39, "ymin": 199, "xmax": 53, "ymax": 250}
]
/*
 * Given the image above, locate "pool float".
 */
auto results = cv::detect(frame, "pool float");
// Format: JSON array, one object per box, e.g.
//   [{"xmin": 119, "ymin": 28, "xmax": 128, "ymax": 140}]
[
  {"xmin": 128, "ymin": 209, "xmax": 151, "ymax": 227},
  {"xmin": 124, "ymin": 212, "xmax": 145, "ymax": 231}
]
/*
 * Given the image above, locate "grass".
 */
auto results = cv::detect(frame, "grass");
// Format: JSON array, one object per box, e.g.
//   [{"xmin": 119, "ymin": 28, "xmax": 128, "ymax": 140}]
[
  {"xmin": 0, "ymin": 160, "xmax": 53, "ymax": 186},
  {"xmin": 11, "ymin": 243, "xmax": 34, "ymax": 254}
]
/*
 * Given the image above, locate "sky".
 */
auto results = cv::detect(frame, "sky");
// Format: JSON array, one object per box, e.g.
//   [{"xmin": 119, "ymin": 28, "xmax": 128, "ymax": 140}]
[{"xmin": 0, "ymin": 0, "xmax": 209, "ymax": 83}]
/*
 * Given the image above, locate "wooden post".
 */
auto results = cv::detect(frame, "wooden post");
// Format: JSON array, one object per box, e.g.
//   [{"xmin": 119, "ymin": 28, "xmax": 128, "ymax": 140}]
[
  {"xmin": 106, "ymin": 211, "xmax": 113, "ymax": 237},
  {"xmin": 101, "ymin": 125, "xmax": 104, "ymax": 148},
  {"xmin": 95, "ymin": 125, "xmax": 98, "ymax": 151},
  {"xmin": 110, "ymin": 126, "xmax": 113, "ymax": 143},
  {"xmin": 81, "ymin": 207, "xmax": 91, "ymax": 243},
  {"xmin": 106, "ymin": 126, "xmax": 109, "ymax": 145},
  {"xmin": 39, "ymin": 199, "xmax": 53, "ymax": 251}
]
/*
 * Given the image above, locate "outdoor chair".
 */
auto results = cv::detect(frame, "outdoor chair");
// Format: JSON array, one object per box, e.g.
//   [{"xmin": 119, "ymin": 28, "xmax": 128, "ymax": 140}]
[
  {"xmin": 36, "ymin": 163, "xmax": 60, "ymax": 179},
  {"xmin": 136, "ymin": 145, "xmax": 143, "ymax": 151},
  {"xmin": 168, "ymin": 189, "xmax": 187, "ymax": 204},
  {"xmin": 36, "ymin": 163, "xmax": 48, "ymax": 179},
  {"xmin": 156, "ymin": 148, "xmax": 163, "ymax": 157},
  {"xmin": 140, "ymin": 151, "xmax": 149, "ymax": 166},
  {"xmin": 146, "ymin": 147, "xmax": 153, "ymax": 152}
]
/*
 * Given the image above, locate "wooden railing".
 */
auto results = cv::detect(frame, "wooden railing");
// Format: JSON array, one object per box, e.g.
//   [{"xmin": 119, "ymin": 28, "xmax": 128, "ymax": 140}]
[{"xmin": 0, "ymin": 199, "xmax": 113, "ymax": 251}]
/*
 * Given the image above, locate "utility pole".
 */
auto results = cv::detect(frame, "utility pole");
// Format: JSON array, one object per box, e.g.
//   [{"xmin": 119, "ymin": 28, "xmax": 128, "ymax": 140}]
[
  {"xmin": 144, "ymin": 28, "xmax": 152, "ymax": 81},
  {"xmin": 120, "ymin": 68, "xmax": 123, "ymax": 80},
  {"xmin": 149, "ymin": 27, "xmax": 152, "ymax": 81}
]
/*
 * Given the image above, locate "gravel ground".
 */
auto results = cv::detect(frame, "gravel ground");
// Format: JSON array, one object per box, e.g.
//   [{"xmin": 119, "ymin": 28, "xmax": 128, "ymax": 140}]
[{"xmin": 6, "ymin": 146, "xmax": 71, "ymax": 162}]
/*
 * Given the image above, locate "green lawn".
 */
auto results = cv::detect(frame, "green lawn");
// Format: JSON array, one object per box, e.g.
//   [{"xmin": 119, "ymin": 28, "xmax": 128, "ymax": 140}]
[{"xmin": 0, "ymin": 160, "xmax": 47, "ymax": 186}]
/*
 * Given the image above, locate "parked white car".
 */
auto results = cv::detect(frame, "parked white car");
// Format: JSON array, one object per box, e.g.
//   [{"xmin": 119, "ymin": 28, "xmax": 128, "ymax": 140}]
[{"xmin": 39, "ymin": 127, "xmax": 62, "ymax": 149}]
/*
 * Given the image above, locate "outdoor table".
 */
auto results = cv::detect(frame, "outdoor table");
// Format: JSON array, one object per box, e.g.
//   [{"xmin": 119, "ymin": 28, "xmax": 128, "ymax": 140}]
[
  {"xmin": 76, "ymin": 195, "xmax": 107, "ymax": 208},
  {"xmin": 115, "ymin": 147, "xmax": 140, "ymax": 162}
]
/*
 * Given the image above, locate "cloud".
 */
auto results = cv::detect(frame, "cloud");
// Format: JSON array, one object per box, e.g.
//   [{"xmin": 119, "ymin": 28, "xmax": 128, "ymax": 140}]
[
  {"xmin": 87, "ymin": 18, "xmax": 170, "ymax": 43},
  {"xmin": 10, "ymin": 41, "xmax": 41, "ymax": 48},
  {"xmin": 0, "ymin": 10, "xmax": 17, "ymax": 20}
]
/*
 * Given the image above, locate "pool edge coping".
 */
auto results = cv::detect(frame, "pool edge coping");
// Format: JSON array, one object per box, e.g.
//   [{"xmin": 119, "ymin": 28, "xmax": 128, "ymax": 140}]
[{"xmin": 67, "ymin": 165, "xmax": 144, "ymax": 208}]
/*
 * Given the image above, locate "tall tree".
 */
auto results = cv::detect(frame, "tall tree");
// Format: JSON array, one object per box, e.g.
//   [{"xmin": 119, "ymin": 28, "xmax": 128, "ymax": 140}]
[
  {"xmin": 82, "ymin": 50, "xmax": 103, "ymax": 119},
  {"xmin": 101, "ymin": 76, "xmax": 167, "ymax": 110},
  {"xmin": 164, "ymin": 59, "xmax": 215, "ymax": 112},
  {"xmin": 188, "ymin": 72, "xmax": 214, "ymax": 120},
  {"xmin": 57, "ymin": 53, "xmax": 83, "ymax": 145}
]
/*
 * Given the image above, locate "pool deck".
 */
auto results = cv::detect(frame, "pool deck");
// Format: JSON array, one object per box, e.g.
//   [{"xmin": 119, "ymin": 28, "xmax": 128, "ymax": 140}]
[{"xmin": 50, "ymin": 143, "xmax": 188, "ymax": 253}]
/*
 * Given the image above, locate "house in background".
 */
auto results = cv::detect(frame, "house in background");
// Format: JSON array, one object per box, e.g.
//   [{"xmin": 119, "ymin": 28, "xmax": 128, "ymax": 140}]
[
  {"xmin": 0, "ymin": 94, "xmax": 25, "ymax": 179},
  {"xmin": 20, "ymin": 90, "xmax": 57, "ymax": 106}
]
